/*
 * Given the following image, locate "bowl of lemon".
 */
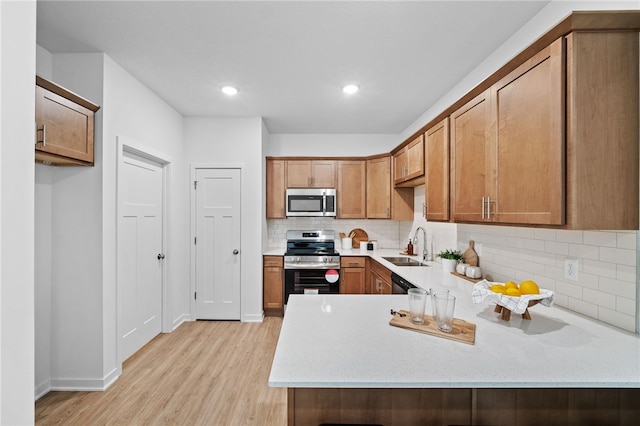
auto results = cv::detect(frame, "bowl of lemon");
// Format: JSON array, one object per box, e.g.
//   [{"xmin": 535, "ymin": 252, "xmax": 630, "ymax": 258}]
[{"xmin": 471, "ymin": 279, "xmax": 554, "ymax": 321}]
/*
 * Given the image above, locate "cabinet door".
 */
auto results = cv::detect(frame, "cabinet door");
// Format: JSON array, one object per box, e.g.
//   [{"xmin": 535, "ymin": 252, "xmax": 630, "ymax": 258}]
[
  {"xmin": 406, "ymin": 134, "xmax": 425, "ymax": 180},
  {"xmin": 311, "ymin": 160, "xmax": 336, "ymax": 187},
  {"xmin": 286, "ymin": 160, "xmax": 312, "ymax": 187},
  {"xmin": 491, "ymin": 38, "xmax": 564, "ymax": 225},
  {"xmin": 35, "ymin": 85, "xmax": 96, "ymax": 165},
  {"xmin": 450, "ymin": 89, "xmax": 492, "ymax": 223},
  {"xmin": 366, "ymin": 156, "xmax": 391, "ymax": 218},
  {"xmin": 425, "ymin": 118, "xmax": 450, "ymax": 221},
  {"xmin": 340, "ymin": 267, "xmax": 366, "ymax": 294},
  {"xmin": 266, "ymin": 159, "xmax": 286, "ymax": 218},
  {"xmin": 337, "ymin": 161, "xmax": 366, "ymax": 218},
  {"xmin": 263, "ymin": 256, "xmax": 284, "ymax": 315},
  {"xmin": 393, "ymin": 149, "xmax": 408, "ymax": 184}
]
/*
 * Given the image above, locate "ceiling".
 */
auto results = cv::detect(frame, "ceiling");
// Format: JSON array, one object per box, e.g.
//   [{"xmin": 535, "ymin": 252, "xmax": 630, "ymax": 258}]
[{"xmin": 36, "ymin": 1, "xmax": 551, "ymax": 134}]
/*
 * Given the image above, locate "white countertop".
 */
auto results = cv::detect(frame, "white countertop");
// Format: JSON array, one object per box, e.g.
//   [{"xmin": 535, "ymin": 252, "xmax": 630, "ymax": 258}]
[{"xmin": 268, "ymin": 260, "xmax": 640, "ymax": 388}]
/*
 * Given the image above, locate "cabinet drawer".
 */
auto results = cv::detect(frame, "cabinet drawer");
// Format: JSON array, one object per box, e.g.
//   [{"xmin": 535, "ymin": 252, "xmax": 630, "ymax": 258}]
[
  {"xmin": 340, "ymin": 256, "xmax": 366, "ymax": 268},
  {"xmin": 263, "ymin": 256, "xmax": 283, "ymax": 267}
]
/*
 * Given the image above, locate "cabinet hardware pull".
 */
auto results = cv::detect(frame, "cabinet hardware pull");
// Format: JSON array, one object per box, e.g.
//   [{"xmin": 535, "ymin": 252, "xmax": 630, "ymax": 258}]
[
  {"xmin": 423, "ymin": 203, "xmax": 427, "ymax": 218},
  {"xmin": 487, "ymin": 196, "xmax": 491, "ymax": 219},
  {"xmin": 481, "ymin": 197, "xmax": 485, "ymax": 219}
]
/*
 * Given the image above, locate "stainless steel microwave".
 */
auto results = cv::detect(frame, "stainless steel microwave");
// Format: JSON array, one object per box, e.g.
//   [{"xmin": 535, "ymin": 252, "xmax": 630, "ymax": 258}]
[{"xmin": 286, "ymin": 188, "xmax": 336, "ymax": 217}]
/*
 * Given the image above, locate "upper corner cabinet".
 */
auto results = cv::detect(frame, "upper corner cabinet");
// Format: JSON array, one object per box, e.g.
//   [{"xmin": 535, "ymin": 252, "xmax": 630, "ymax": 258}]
[
  {"xmin": 35, "ymin": 76, "xmax": 100, "ymax": 166},
  {"xmin": 393, "ymin": 134, "xmax": 424, "ymax": 187}
]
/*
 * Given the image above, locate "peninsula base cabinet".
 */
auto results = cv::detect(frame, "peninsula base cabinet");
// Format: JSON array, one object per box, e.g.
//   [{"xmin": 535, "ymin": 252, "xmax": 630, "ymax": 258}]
[{"xmin": 286, "ymin": 388, "xmax": 640, "ymax": 425}]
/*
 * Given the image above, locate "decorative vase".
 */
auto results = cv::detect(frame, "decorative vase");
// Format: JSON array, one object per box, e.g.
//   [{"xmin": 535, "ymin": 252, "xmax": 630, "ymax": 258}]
[{"xmin": 441, "ymin": 258, "xmax": 457, "ymax": 273}]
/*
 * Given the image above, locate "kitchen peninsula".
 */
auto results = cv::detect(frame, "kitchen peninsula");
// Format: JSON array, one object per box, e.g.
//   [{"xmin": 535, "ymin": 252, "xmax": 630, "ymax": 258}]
[{"xmin": 269, "ymin": 258, "xmax": 640, "ymax": 425}]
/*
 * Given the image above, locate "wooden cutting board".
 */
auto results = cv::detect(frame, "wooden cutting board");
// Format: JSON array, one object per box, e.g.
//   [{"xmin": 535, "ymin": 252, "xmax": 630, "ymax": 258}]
[
  {"xmin": 463, "ymin": 241, "xmax": 478, "ymax": 266},
  {"xmin": 389, "ymin": 310, "xmax": 476, "ymax": 345},
  {"xmin": 349, "ymin": 228, "xmax": 368, "ymax": 248}
]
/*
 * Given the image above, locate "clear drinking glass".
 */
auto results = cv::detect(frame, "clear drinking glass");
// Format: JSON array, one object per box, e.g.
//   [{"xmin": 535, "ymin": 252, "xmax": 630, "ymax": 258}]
[
  {"xmin": 408, "ymin": 288, "xmax": 428, "ymax": 324},
  {"xmin": 429, "ymin": 287, "xmax": 450, "ymax": 317},
  {"xmin": 434, "ymin": 293, "xmax": 456, "ymax": 333}
]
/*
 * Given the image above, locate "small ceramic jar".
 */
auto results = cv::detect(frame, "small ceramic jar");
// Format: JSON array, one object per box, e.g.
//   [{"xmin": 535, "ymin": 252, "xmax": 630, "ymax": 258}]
[{"xmin": 456, "ymin": 263, "xmax": 469, "ymax": 275}]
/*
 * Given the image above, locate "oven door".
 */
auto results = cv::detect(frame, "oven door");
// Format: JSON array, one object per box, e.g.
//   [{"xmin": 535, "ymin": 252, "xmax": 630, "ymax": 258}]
[{"xmin": 284, "ymin": 268, "xmax": 340, "ymax": 303}]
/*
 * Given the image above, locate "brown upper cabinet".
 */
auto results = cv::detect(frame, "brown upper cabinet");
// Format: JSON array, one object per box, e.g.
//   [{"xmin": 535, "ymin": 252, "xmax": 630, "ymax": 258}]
[
  {"xmin": 564, "ymin": 31, "xmax": 638, "ymax": 230},
  {"xmin": 337, "ymin": 160, "xmax": 366, "ymax": 219},
  {"xmin": 393, "ymin": 134, "xmax": 424, "ymax": 186},
  {"xmin": 286, "ymin": 160, "xmax": 336, "ymax": 188},
  {"xmin": 451, "ymin": 38, "xmax": 565, "ymax": 226},
  {"xmin": 35, "ymin": 76, "xmax": 100, "ymax": 166},
  {"xmin": 451, "ymin": 39, "xmax": 564, "ymax": 225},
  {"xmin": 366, "ymin": 155, "xmax": 413, "ymax": 220},
  {"xmin": 266, "ymin": 159, "xmax": 287, "ymax": 219},
  {"xmin": 424, "ymin": 118, "xmax": 450, "ymax": 222}
]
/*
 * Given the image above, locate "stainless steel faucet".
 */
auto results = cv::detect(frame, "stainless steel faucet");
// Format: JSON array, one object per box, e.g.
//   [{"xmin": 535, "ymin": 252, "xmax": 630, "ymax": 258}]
[{"xmin": 413, "ymin": 226, "xmax": 429, "ymax": 261}]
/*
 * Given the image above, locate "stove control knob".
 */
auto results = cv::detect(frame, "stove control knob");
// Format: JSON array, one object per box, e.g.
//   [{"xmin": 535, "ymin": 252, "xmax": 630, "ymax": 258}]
[
  {"xmin": 296, "ymin": 256, "xmax": 301, "ymax": 263},
  {"xmin": 323, "ymin": 256, "xmax": 329, "ymax": 263}
]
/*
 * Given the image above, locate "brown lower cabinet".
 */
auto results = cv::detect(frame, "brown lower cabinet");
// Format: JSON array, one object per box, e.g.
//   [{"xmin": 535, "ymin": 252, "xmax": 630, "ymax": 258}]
[
  {"xmin": 287, "ymin": 387, "xmax": 640, "ymax": 426},
  {"xmin": 368, "ymin": 259, "xmax": 392, "ymax": 294},
  {"xmin": 339, "ymin": 257, "xmax": 366, "ymax": 294},
  {"xmin": 263, "ymin": 256, "xmax": 284, "ymax": 316}
]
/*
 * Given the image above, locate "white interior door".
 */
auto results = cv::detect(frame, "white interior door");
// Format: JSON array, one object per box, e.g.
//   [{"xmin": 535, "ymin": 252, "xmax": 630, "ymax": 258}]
[
  {"xmin": 195, "ymin": 168, "xmax": 241, "ymax": 320},
  {"xmin": 118, "ymin": 150, "xmax": 164, "ymax": 361}
]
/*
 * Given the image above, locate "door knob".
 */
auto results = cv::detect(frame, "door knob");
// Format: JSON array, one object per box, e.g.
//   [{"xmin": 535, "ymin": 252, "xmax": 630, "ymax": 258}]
[
  {"xmin": 157, "ymin": 253, "xmax": 165, "ymax": 260},
  {"xmin": 233, "ymin": 249, "xmax": 239, "ymax": 255}
]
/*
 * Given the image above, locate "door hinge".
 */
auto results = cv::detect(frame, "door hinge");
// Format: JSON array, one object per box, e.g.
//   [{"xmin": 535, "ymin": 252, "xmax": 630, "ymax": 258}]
[
  {"xmin": 194, "ymin": 237, "xmax": 197, "ymax": 244},
  {"xmin": 194, "ymin": 292, "xmax": 197, "ymax": 300},
  {"xmin": 194, "ymin": 180, "xmax": 197, "ymax": 190}
]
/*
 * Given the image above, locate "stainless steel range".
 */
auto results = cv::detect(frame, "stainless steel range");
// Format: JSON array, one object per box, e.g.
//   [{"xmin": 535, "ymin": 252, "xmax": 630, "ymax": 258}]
[{"xmin": 284, "ymin": 230, "xmax": 340, "ymax": 303}]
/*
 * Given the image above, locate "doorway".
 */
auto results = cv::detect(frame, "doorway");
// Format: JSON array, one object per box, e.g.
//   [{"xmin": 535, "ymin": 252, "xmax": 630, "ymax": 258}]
[
  {"xmin": 117, "ymin": 138, "xmax": 168, "ymax": 362},
  {"xmin": 193, "ymin": 167, "xmax": 242, "ymax": 320}
]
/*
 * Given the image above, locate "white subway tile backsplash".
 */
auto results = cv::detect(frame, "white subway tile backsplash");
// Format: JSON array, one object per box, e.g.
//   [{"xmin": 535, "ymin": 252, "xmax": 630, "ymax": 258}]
[
  {"xmin": 617, "ymin": 264, "xmax": 636, "ymax": 283},
  {"xmin": 583, "ymin": 259, "xmax": 617, "ymax": 279},
  {"xmin": 597, "ymin": 307, "xmax": 636, "ymax": 333},
  {"xmin": 583, "ymin": 231, "xmax": 617, "ymax": 247},
  {"xmin": 568, "ymin": 243, "xmax": 599, "ymax": 260},
  {"xmin": 556, "ymin": 230, "xmax": 583, "ymax": 244},
  {"xmin": 616, "ymin": 232, "xmax": 636, "ymax": 250},
  {"xmin": 567, "ymin": 297, "xmax": 598, "ymax": 318},
  {"xmin": 599, "ymin": 277, "xmax": 636, "ymax": 300},
  {"xmin": 599, "ymin": 247, "xmax": 636, "ymax": 266},
  {"xmin": 544, "ymin": 241, "xmax": 569, "ymax": 256},
  {"xmin": 458, "ymin": 223, "xmax": 638, "ymax": 333},
  {"xmin": 583, "ymin": 288, "xmax": 616, "ymax": 309},
  {"xmin": 533, "ymin": 228, "xmax": 557, "ymax": 241},
  {"xmin": 616, "ymin": 296, "xmax": 636, "ymax": 317}
]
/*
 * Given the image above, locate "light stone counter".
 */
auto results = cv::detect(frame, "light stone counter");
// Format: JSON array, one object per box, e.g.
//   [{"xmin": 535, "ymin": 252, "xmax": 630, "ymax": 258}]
[{"xmin": 269, "ymin": 263, "xmax": 640, "ymax": 388}]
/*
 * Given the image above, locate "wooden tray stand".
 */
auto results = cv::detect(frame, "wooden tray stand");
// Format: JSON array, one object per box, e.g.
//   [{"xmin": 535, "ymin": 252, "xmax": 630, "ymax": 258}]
[{"xmin": 494, "ymin": 299, "xmax": 540, "ymax": 321}]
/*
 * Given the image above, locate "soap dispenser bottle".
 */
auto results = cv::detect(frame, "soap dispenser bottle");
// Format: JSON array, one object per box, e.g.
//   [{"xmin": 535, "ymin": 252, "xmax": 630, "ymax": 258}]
[{"xmin": 407, "ymin": 239, "xmax": 414, "ymax": 255}]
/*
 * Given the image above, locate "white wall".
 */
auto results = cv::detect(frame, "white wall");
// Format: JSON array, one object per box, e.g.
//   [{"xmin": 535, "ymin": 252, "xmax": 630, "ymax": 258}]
[
  {"xmin": 101, "ymin": 55, "xmax": 188, "ymax": 332},
  {"xmin": 0, "ymin": 0, "xmax": 36, "ymax": 424},
  {"xmin": 184, "ymin": 117, "xmax": 265, "ymax": 322},
  {"xmin": 34, "ymin": 48, "xmax": 187, "ymax": 396},
  {"xmin": 267, "ymin": 133, "xmax": 398, "ymax": 157}
]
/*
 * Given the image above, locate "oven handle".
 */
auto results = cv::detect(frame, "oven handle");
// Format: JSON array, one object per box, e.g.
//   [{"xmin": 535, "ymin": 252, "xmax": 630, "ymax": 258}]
[{"xmin": 284, "ymin": 264, "xmax": 341, "ymax": 270}]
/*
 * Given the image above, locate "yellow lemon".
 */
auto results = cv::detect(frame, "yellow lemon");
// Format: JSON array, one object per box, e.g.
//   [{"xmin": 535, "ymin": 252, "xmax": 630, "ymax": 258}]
[
  {"xmin": 505, "ymin": 287, "xmax": 522, "ymax": 297},
  {"xmin": 504, "ymin": 281, "xmax": 518, "ymax": 290},
  {"xmin": 520, "ymin": 280, "xmax": 540, "ymax": 295},
  {"xmin": 490, "ymin": 284, "xmax": 506, "ymax": 294}
]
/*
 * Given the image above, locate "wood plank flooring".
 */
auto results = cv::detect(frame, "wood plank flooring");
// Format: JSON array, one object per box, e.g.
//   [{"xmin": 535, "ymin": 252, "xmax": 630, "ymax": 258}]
[{"xmin": 35, "ymin": 318, "xmax": 286, "ymax": 425}]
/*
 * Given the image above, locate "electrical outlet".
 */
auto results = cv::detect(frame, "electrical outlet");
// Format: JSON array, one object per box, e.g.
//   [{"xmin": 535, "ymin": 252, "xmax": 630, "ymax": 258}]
[{"xmin": 564, "ymin": 258, "xmax": 579, "ymax": 281}]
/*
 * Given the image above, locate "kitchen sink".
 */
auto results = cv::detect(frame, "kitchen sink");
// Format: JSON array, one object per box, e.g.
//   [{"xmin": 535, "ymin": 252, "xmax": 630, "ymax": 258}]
[{"xmin": 382, "ymin": 257, "xmax": 429, "ymax": 267}]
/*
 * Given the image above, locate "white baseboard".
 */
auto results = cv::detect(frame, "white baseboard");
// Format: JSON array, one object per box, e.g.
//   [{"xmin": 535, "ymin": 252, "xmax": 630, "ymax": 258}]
[
  {"xmin": 35, "ymin": 379, "xmax": 51, "ymax": 401},
  {"xmin": 243, "ymin": 312, "xmax": 264, "ymax": 323},
  {"xmin": 171, "ymin": 313, "xmax": 191, "ymax": 331},
  {"xmin": 49, "ymin": 367, "xmax": 120, "ymax": 392}
]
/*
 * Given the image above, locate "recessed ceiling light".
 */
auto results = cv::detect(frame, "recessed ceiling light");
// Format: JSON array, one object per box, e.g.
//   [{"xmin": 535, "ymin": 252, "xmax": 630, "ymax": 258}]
[
  {"xmin": 221, "ymin": 86, "xmax": 238, "ymax": 95},
  {"xmin": 342, "ymin": 84, "xmax": 359, "ymax": 95}
]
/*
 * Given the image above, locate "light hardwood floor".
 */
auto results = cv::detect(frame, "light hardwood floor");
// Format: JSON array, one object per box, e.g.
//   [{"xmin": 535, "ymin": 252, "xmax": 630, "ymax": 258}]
[{"xmin": 36, "ymin": 318, "xmax": 287, "ymax": 425}]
